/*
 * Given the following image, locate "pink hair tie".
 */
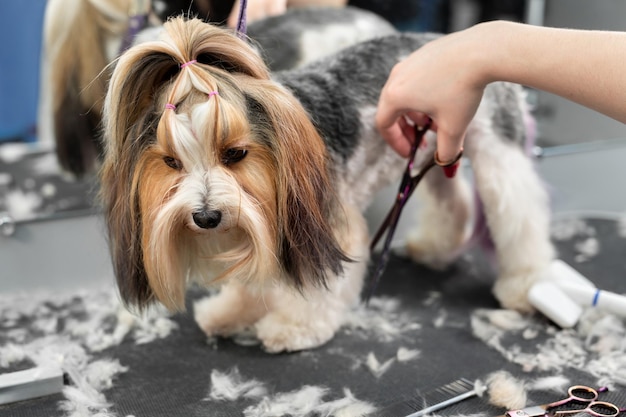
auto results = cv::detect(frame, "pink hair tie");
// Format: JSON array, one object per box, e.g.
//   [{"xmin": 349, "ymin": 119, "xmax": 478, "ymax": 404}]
[
  {"xmin": 180, "ymin": 59, "xmax": 197, "ymax": 69},
  {"xmin": 208, "ymin": 91, "xmax": 219, "ymax": 98},
  {"xmin": 165, "ymin": 103, "xmax": 176, "ymax": 110}
]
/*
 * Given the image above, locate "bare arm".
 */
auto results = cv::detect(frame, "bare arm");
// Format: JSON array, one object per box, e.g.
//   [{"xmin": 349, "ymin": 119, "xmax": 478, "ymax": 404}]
[
  {"xmin": 489, "ymin": 21, "xmax": 626, "ymax": 123},
  {"xmin": 287, "ymin": 0, "xmax": 348, "ymax": 6},
  {"xmin": 376, "ymin": 20, "xmax": 626, "ymax": 162},
  {"xmin": 227, "ymin": 0, "xmax": 347, "ymax": 27},
  {"xmin": 227, "ymin": 0, "xmax": 288, "ymax": 28}
]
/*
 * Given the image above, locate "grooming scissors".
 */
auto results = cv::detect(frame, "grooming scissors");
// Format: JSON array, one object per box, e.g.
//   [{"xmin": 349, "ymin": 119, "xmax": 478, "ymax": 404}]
[
  {"xmin": 505, "ymin": 385, "xmax": 622, "ymax": 417},
  {"xmin": 367, "ymin": 122, "xmax": 436, "ymax": 299}
]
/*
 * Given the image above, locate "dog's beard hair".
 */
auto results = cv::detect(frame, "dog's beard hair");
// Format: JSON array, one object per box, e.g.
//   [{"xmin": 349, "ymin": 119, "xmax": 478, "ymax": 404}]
[{"xmin": 142, "ymin": 165, "xmax": 280, "ymax": 310}]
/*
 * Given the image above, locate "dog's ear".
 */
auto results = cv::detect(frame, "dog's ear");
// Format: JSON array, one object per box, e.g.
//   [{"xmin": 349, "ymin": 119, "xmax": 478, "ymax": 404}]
[
  {"xmin": 100, "ymin": 44, "xmax": 182, "ymax": 309},
  {"xmin": 100, "ymin": 112, "xmax": 159, "ymax": 310},
  {"xmin": 249, "ymin": 86, "xmax": 352, "ymax": 289}
]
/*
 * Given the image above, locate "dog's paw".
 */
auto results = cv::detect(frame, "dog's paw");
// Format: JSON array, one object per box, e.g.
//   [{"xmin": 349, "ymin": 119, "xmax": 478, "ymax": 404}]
[
  {"xmin": 254, "ymin": 312, "xmax": 336, "ymax": 353},
  {"xmin": 492, "ymin": 274, "xmax": 538, "ymax": 313},
  {"xmin": 194, "ymin": 296, "xmax": 251, "ymax": 337}
]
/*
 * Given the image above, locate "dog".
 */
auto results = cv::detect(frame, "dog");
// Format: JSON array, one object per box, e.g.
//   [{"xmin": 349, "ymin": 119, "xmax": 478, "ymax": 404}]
[
  {"xmin": 38, "ymin": 0, "xmax": 396, "ymax": 177},
  {"xmin": 100, "ymin": 17, "xmax": 555, "ymax": 353}
]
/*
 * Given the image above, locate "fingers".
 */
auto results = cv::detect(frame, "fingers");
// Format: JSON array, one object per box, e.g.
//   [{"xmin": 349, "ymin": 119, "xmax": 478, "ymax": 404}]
[
  {"xmin": 379, "ymin": 119, "xmax": 413, "ymax": 158},
  {"xmin": 434, "ymin": 127, "xmax": 465, "ymax": 166},
  {"xmin": 226, "ymin": 1, "xmax": 240, "ymax": 28},
  {"xmin": 405, "ymin": 111, "xmax": 431, "ymax": 129}
]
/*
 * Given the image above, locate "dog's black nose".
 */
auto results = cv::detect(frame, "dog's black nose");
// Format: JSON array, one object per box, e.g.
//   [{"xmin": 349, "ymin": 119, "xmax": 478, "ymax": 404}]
[{"xmin": 192, "ymin": 209, "xmax": 222, "ymax": 229}]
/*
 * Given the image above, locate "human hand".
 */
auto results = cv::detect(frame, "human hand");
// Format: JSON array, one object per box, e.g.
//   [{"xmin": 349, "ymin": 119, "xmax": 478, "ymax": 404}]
[
  {"xmin": 376, "ymin": 26, "xmax": 490, "ymax": 164},
  {"xmin": 227, "ymin": 0, "xmax": 288, "ymax": 28}
]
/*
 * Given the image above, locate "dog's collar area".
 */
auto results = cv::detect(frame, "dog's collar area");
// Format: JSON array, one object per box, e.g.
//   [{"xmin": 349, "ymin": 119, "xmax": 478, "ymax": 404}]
[{"xmin": 367, "ymin": 122, "xmax": 435, "ymax": 301}]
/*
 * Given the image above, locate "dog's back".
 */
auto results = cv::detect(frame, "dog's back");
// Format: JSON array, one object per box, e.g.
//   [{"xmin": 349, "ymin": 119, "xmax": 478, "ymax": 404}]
[
  {"xmin": 248, "ymin": 6, "xmax": 397, "ymax": 71},
  {"xmin": 275, "ymin": 33, "xmax": 529, "ymax": 208},
  {"xmin": 277, "ymin": 32, "xmax": 529, "ymax": 155}
]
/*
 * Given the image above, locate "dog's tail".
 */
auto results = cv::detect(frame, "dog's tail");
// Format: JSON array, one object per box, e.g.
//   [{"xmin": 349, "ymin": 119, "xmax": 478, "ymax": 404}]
[{"xmin": 38, "ymin": 0, "xmax": 132, "ymax": 177}]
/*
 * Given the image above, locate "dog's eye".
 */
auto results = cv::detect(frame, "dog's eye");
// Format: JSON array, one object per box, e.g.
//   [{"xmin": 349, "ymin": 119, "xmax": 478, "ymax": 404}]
[
  {"xmin": 222, "ymin": 148, "xmax": 248, "ymax": 165},
  {"xmin": 163, "ymin": 156, "xmax": 183, "ymax": 170}
]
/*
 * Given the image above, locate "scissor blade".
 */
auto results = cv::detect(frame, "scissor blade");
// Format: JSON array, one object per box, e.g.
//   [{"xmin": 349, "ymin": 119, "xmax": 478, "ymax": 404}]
[
  {"xmin": 366, "ymin": 206, "xmax": 403, "ymax": 301},
  {"xmin": 370, "ymin": 200, "xmax": 402, "ymax": 250}
]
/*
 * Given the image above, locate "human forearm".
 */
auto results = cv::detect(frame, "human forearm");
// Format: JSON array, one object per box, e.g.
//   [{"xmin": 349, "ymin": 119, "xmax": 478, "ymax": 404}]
[
  {"xmin": 477, "ymin": 21, "xmax": 626, "ymax": 123},
  {"xmin": 376, "ymin": 19, "xmax": 626, "ymax": 163}
]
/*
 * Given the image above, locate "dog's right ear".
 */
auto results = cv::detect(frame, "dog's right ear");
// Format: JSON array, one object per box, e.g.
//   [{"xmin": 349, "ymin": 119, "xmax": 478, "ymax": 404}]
[{"xmin": 100, "ymin": 44, "xmax": 182, "ymax": 309}]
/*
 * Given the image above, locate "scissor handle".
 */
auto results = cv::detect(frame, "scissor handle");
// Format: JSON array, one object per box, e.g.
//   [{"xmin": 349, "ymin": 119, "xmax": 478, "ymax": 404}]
[
  {"xmin": 568, "ymin": 385, "xmax": 599, "ymax": 402},
  {"xmin": 547, "ymin": 386, "xmax": 598, "ymax": 409},
  {"xmin": 553, "ymin": 401, "xmax": 620, "ymax": 417}
]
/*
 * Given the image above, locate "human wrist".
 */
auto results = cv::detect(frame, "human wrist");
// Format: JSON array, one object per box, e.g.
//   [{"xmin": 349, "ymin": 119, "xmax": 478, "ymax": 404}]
[{"xmin": 466, "ymin": 20, "xmax": 522, "ymax": 87}]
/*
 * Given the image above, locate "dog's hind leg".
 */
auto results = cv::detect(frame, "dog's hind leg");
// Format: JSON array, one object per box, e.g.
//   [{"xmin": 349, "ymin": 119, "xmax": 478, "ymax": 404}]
[
  {"xmin": 405, "ymin": 162, "xmax": 473, "ymax": 270},
  {"xmin": 465, "ymin": 113, "xmax": 554, "ymax": 312},
  {"xmin": 254, "ymin": 205, "xmax": 370, "ymax": 352}
]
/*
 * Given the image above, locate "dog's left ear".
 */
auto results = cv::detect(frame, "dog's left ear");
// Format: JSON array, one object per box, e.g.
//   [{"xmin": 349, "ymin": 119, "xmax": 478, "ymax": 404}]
[{"xmin": 251, "ymin": 85, "xmax": 352, "ymax": 289}]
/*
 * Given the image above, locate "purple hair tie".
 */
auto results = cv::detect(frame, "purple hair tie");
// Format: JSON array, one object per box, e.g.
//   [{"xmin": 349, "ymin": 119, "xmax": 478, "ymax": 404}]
[
  {"xmin": 181, "ymin": 60, "xmax": 197, "ymax": 69},
  {"xmin": 208, "ymin": 91, "xmax": 219, "ymax": 98},
  {"xmin": 165, "ymin": 103, "xmax": 176, "ymax": 110}
]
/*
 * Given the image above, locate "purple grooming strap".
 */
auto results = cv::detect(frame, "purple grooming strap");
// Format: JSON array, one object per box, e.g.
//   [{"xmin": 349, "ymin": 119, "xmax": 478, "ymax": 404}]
[
  {"xmin": 208, "ymin": 91, "xmax": 219, "ymax": 98},
  {"xmin": 236, "ymin": 0, "xmax": 248, "ymax": 40},
  {"xmin": 119, "ymin": 14, "xmax": 149, "ymax": 55},
  {"xmin": 165, "ymin": 103, "xmax": 176, "ymax": 110}
]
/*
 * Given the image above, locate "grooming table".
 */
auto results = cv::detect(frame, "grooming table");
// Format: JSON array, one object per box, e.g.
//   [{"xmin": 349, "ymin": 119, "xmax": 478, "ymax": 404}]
[
  {"xmin": 3, "ymin": 141, "xmax": 626, "ymax": 416},
  {"xmin": 2, "ymin": 215, "xmax": 626, "ymax": 416}
]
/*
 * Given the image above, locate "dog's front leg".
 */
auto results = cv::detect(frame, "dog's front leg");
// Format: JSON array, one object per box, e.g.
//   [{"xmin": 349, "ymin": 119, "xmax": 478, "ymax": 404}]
[
  {"xmin": 254, "ymin": 285, "xmax": 350, "ymax": 353},
  {"xmin": 255, "ymin": 206, "xmax": 370, "ymax": 353},
  {"xmin": 194, "ymin": 281, "xmax": 267, "ymax": 338}
]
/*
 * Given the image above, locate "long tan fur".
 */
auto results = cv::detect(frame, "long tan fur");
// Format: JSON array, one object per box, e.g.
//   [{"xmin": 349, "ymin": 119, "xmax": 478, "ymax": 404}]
[{"xmin": 101, "ymin": 18, "xmax": 349, "ymax": 310}]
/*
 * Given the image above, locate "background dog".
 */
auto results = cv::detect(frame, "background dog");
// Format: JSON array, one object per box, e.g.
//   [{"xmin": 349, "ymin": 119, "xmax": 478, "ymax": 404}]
[
  {"xmin": 38, "ymin": 0, "xmax": 395, "ymax": 177},
  {"xmin": 101, "ymin": 17, "xmax": 554, "ymax": 353}
]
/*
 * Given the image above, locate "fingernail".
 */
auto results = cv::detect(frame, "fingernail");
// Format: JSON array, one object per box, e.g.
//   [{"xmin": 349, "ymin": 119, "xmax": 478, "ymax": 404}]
[{"xmin": 443, "ymin": 162, "xmax": 459, "ymax": 178}]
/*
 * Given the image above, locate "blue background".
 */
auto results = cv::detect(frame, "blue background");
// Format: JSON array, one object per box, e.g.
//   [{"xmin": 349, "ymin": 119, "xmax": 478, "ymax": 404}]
[{"xmin": 0, "ymin": 1, "xmax": 48, "ymax": 142}]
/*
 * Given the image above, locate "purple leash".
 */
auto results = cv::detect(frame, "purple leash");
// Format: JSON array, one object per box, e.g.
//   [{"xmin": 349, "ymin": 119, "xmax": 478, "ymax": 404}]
[
  {"xmin": 236, "ymin": 0, "xmax": 248, "ymax": 39},
  {"xmin": 119, "ymin": 13, "xmax": 149, "ymax": 56}
]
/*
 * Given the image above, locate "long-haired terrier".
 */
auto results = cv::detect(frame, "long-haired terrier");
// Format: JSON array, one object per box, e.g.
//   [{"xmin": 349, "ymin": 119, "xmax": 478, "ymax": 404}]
[{"xmin": 101, "ymin": 17, "xmax": 554, "ymax": 353}]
